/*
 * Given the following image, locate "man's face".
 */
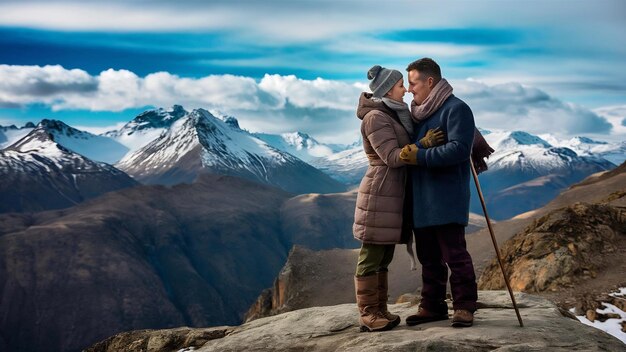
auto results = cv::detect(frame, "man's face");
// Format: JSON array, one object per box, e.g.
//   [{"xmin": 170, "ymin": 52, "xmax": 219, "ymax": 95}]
[
  {"xmin": 408, "ymin": 70, "xmax": 433, "ymax": 105},
  {"xmin": 385, "ymin": 78, "xmax": 407, "ymax": 102}
]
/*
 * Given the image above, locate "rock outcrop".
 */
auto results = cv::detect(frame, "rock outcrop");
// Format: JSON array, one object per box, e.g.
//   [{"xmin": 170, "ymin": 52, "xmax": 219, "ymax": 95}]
[
  {"xmin": 87, "ymin": 291, "xmax": 625, "ymax": 352},
  {"xmin": 243, "ymin": 245, "xmax": 421, "ymax": 323},
  {"xmin": 478, "ymin": 202, "xmax": 626, "ymax": 292}
]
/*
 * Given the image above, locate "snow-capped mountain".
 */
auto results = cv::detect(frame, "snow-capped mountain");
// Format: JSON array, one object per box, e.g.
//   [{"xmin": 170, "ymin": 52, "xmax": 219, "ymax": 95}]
[
  {"xmin": 483, "ymin": 131, "xmax": 614, "ymax": 182},
  {"xmin": 103, "ymin": 105, "xmax": 188, "ymax": 157},
  {"xmin": 472, "ymin": 130, "xmax": 615, "ymax": 219},
  {"xmin": 540, "ymin": 134, "xmax": 626, "ymax": 165},
  {"xmin": 34, "ymin": 119, "xmax": 129, "ymax": 164},
  {"xmin": 313, "ymin": 129, "xmax": 617, "ymax": 219},
  {"xmin": 116, "ymin": 109, "xmax": 346, "ymax": 194},
  {"xmin": 253, "ymin": 131, "xmax": 343, "ymax": 163},
  {"xmin": 0, "ymin": 122, "xmax": 35, "ymax": 149},
  {"xmin": 0, "ymin": 123, "xmax": 137, "ymax": 213},
  {"xmin": 309, "ymin": 146, "xmax": 367, "ymax": 186}
]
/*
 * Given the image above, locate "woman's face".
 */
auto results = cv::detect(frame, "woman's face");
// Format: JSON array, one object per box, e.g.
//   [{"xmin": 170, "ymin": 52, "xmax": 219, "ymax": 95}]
[{"xmin": 385, "ymin": 78, "xmax": 407, "ymax": 102}]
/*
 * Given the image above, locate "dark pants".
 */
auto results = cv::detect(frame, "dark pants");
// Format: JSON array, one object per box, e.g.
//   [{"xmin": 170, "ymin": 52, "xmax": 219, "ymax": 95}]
[{"xmin": 414, "ymin": 224, "xmax": 477, "ymax": 312}]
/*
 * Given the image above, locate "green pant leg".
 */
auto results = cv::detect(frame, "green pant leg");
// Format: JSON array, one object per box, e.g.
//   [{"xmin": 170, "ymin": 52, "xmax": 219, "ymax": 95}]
[
  {"xmin": 379, "ymin": 244, "xmax": 396, "ymax": 271},
  {"xmin": 356, "ymin": 243, "xmax": 395, "ymax": 277}
]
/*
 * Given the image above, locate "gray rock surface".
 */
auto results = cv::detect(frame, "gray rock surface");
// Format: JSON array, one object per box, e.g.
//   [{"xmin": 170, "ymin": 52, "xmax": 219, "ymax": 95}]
[{"xmin": 198, "ymin": 291, "xmax": 624, "ymax": 351}]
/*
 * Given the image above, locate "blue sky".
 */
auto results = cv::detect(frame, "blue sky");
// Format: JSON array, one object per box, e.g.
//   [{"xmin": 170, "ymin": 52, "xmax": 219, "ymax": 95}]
[{"xmin": 0, "ymin": 0, "xmax": 625, "ymax": 142}]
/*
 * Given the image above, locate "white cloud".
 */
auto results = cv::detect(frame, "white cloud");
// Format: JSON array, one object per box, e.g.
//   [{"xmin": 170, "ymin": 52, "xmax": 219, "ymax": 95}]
[
  {"xmin": 0, "ymin": 2, "xmax": 233, "ymax": 32},
  {"xmin": 594, "ymin": 105, "xmax": 626, "ymax": 137},
  {"xmin": 0, "ymin": 64, "xmax": 97, "ymax": 106},
  {"xmin": 453, "ymin": 79, "xmax": 613, "ymax": 135},
  {"xmin": 258, "ymin": 74, "xmax": 362, "ymax": 110},
  {"xmin": 0, "ymin": 64, "xmax": 619, "ymax": 143}
]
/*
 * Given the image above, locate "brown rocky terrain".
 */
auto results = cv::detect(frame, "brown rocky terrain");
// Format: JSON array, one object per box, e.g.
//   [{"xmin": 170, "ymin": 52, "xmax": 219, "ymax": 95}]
[
  {"xmin": 478, "ymin": 202, "xmax": 625, "ymax": 293},
  {"xmin": 478, "ymin": 200, "xmax": 626, "ymax": 330},
  {"xmin": 0, "ymin": 174, "xmax": 294, "ymax": 352},
  {"xmin": 243, "ymin": 245, "xmax": 421, "ymax": 323}
]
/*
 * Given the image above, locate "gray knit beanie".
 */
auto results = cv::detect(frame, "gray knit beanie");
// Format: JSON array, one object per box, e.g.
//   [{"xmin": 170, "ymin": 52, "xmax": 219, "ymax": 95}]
[{"xmin": 367, "ymin": 65, "xmax": 403, "ymax": 98}]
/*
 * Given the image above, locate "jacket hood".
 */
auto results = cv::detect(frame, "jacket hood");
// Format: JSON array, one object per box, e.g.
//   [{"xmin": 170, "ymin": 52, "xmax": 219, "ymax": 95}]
[{"xmin": 356, "ymin": 92, "xmax": 394, "ymax": 120}]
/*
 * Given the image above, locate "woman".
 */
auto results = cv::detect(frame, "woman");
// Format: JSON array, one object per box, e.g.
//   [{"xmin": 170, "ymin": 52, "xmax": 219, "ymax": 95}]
[{"xmin": 353, "ymin": 65, "xmax": 445, "ymax": 332}]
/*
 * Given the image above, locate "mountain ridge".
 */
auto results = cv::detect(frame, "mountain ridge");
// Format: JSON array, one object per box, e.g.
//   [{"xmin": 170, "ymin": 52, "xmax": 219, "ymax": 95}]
[{"xmin": 0, "ymin": 122, "xmax": 137, "ymax": 213}]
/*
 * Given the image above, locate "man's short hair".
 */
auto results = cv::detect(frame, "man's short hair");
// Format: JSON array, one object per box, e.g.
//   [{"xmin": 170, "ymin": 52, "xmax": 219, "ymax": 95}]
[{"xmin": 406, "ymin": 58, "xmax": 441, "ymax": 82}]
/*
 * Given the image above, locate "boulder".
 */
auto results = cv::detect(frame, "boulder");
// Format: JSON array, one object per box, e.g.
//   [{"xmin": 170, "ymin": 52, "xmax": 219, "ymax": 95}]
[{"xmin": 88, "ymin": 291, "xmax": 625, "ymax": 351}]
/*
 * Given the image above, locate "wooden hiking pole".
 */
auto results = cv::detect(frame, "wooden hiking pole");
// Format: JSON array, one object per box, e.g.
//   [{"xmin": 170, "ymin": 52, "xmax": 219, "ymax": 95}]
[{"xmin": 470, "ymin": 162, "xmax": 524, "ymax": 327}]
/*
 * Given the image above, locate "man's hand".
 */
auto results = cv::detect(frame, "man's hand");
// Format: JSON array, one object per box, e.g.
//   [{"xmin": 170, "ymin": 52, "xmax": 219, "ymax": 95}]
[
  {"xmin": 400, "ymin": 144, "xmax": 418, "ymax": 165},
  {"xmin": 419, "ymin": 127, "xmax": 445, "ymax": 148}
]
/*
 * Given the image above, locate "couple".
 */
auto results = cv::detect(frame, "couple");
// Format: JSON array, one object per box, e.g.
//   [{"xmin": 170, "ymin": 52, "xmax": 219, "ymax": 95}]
[{"xmin": 353, "ymin": 58, "xmax": 485, "ymax": 332}]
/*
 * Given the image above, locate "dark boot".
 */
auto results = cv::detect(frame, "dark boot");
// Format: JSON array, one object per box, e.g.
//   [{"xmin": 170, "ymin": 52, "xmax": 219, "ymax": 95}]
[
  {"xmin": 406, "ymin": 305, "xmax": 449, "ymax": 326},
  {"xmin": 451, "ymin": 309, "xmax": 474, "ymax": 327},
  {"xmin": 354, "ymin": 275, "xmax": 397, "ymax": 332},
  {"xmin": 377, "ymin": 271, "xmax": 401, "ymax": 327}
]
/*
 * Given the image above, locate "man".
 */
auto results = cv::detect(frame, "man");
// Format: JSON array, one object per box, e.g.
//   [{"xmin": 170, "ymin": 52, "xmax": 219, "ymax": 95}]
[{"xmin": 400, "ymin": 58, "xmax": 478, "ymax": 328}]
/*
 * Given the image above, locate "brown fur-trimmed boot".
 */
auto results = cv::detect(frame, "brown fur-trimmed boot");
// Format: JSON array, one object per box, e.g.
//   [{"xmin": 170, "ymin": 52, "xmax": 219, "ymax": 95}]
[
  {"xmin": 354, "ymin": 275, "xmax": 397, "ymax": 332},
  {"xmin": 377, "ymin": 271, "xmax": 400, "ymax": 327}
]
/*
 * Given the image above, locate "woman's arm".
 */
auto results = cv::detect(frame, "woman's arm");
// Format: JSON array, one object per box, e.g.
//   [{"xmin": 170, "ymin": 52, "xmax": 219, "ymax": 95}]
[{"xmin": 361, "ymin": 111, "xmax": 407, "ymax": 169}]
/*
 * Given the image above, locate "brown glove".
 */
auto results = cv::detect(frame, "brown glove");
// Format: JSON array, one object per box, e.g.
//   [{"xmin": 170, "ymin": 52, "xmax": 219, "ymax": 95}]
[
  {"xmin": 400, "ymin": 144, "xmax": 418, "ymax": 165},
  {"xmin": 419, "ymin": 127, "xmax": 445, "ymax": 148}
]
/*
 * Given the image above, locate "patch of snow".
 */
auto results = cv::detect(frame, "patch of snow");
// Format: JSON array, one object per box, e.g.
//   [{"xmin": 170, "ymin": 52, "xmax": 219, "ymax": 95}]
[
  {"xmin": 539, "ymin": 133, "xmax": 625, "ymax": 166},
  {"xmin": 254, "ymin": 131, "xmax": 336, "ymax": 162},
  {"xmin": 51, "ymin": 127, "xmax": 128, "ymax": 164},
  {"xmin": 117, "ymin": 108, "xmax": 301, "ymax": 181},
  {"xmin": 571, "ymin": 287, "xmax": 626, "ymax": 344},
  {"xmin": 0, "ymin": 127, "xmax": 34, "ymax": 149},
  {"xmin": 610, "ymin": 288, "xmax": 626, "ymax": 298},
  {"xmin": 176, "ymin": 347, "xmax": 196, "ymax": 352}
]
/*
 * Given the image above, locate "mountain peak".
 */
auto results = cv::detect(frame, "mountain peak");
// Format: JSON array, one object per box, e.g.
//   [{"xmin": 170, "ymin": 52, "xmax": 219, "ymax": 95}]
[
  {"xmin": 0, "ymin": 122, "xmax": 35, "ymax": 131},
  {"xmin": 507, "ymin": 131, "xmax": 552, "ymax": 147},
  {"xmin": 223, "ymin": 116, "xmax": 240, "ymax": 129},
  {"xmin": 125, "ymin": 105, "xmax": 189, "ymax": 133},
  {"xmin": 7, "ymin": 127, "xmax": 54, "ymax": 151},
  {"xmin": 39, "ymin": 119, "xmax": 78, "ymax": 136},
  {"xmin": 569, "ymin": 136, "xmax": 608, "ymax": 145},
  {"xmin": 280, "ymin": 131, "xmax": 316, "ymax": 149},
  {"xmin": 477, "ymin": 127, "xmax": 492, "ymax": 135},
  {"xmin": 168, "ymin": 104, "xmax": 186, "ymax": 115}
]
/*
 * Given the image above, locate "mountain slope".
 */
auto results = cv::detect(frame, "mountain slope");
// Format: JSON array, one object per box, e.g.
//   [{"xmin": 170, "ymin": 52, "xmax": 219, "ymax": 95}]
[
  {"xmin": 541, "ymin": 134, "xmax": 626, "ymax": 165},
  {"xmin": 39, "ymin": 119, "xmax": 129, "ymax": 164},
  {"xmin": 117, "ymin": 109, "xmax": 346, "ymax": 194},
  {"xmin": 0, "ymin": 174, "xmax": 293, "ymax": 352},
  {"xmin": 309, "ymin": 146, "xmax": 367, "ymax": 185},
  {"xmin": 253, "ymin": 131, "xmax": 340, "ymax": 162},
  {"xmin": 313, "ymin": 129, "xmax": 617, "ymax": 219},
  {"xmin": 0, "ymin": 122, "xmax": 35, "ymax": 149},
  {"xmin": 472, "ymin": 130, "xmax": 615, "ymax": 219},
  {"xmin": 103, "ymin": 105, "xmax": 188, "ymax": 159},
  {"xmin": 0, "ymin": 122, "xmax": 137, "ymax": 213}
]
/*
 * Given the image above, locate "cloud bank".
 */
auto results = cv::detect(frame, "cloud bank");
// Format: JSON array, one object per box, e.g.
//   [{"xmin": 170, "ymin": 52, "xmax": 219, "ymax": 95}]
[{"xmin": 0, "ymin": 64, "xmax": 617, "ymax": 142}]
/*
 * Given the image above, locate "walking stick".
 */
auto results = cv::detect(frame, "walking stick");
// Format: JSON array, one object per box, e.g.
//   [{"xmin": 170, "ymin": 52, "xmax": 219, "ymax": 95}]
[{"xmin": 470, "ymin": 162, "xmax": 524, "ymax": 327}]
